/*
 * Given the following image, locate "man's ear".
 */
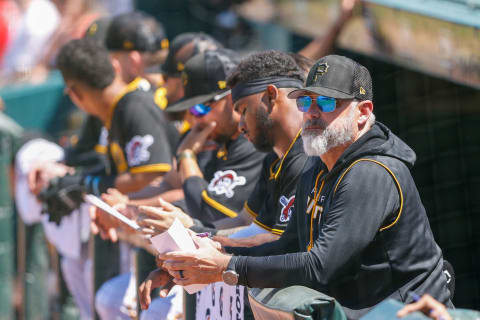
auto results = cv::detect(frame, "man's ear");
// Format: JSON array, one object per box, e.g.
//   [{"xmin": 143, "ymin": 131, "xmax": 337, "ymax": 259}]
[
  {"xmin": 265, "ymin": 84, "xmax": 279, "ymax": 112},
  {"xmin": 129, "ymin": 51, "xmax": 143, "ymax": 70},
  {"xmin": 111, "ymin": 57, "xmax": 122, "ymax": 76},
  {"xmin": 357, "ymin": 100, "xmax": 374, "ymax": 126}
]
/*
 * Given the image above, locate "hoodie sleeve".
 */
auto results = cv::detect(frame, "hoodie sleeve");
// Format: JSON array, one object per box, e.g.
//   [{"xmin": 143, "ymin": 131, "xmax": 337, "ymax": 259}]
[{"xmin": 229, "ymin": 161, "xmax": 400, "ymax": 289}]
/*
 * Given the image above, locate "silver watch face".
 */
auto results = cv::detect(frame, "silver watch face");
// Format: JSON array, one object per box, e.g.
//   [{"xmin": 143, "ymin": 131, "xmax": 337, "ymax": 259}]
[{"xmin": 222, "ymin": 270, "xmax": 239, "ymax": 286}]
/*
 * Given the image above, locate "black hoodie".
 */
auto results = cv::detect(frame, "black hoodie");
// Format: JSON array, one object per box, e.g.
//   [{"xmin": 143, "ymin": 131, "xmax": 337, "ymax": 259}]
[{"xmin": 228, "ymin": 122, "xmax": 452, "ymax": 319}]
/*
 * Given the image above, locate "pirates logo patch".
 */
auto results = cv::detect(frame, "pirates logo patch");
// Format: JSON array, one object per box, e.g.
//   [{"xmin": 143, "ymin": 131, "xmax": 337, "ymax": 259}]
[
  {"xmin": 313, "ymin": 62, "xmax": 329, "ymax": 82},
  {"xmin": 279, "ymin": 195, "xmax": 295, "ymax": 222},
  {"xmin": 208, "ymin": 170, "xmax": 246, "ymax": 198},
  {"xmin": 125, "ymin": 134, "xmax": 154, "ymax": 166}
]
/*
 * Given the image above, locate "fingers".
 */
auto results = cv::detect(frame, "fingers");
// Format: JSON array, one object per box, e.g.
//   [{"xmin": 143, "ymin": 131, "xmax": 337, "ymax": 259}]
[
  {"xmin": 155, "ymin": 255, "xmax": 163, "ymax": 268},
  {"xmin": 137, "ymin": 221, "xmax": 169, "ymax": 236},
  {"xmin": 159, "ymin": 279, "xmax": 175, "ymax": 298},
  {"xmin": 172, "ymin": 278, "xmax": 193, "ymax": 286},
  {"xmin": 138, "ymin": 279, "xmax": 152, "ymax": 310},
  {"xmin": 397, "ymin": 294, "xmax": 451, "ymax": 320},
  {"xmin": 197, "ymin": 121, "xmax": 216, "ymax": 138},
  {"xmin": 107, "ymin": 188, "xmax": 123, "ymax": 197},
  {"xmin": 107, "ymin": 227, "xmax": 118, "ymax": 242},
  {"xmin": 157, "ymin": 198, "xmax": 178, "ymax": 212},
  {"xmin": 158, "ymin": 252, "xmax": 198, "ymax": 262},
  {"xmin": 139, "ymin": 205, "xmax": 167, "ymax": 218},
  {"xmin": 89, "ymin": 207, "xmax": 100, "ymax": 234},
  {"xmin": 162, "ymin": 260, "xmax": 196, "ymax": 272},
  {"xmin": 139, "ymin": 268, "xmax": 171, "ymax": 310}
]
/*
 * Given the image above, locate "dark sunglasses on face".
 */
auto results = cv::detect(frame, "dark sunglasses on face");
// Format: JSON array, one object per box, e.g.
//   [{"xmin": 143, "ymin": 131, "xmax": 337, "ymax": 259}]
[
  {"xmin": 189, "ymin": 90, "xmax": 231, "ymax": 117},
  {"xmin": 296, "ymin": 95, "xmax": 337, "ymax": 113}
]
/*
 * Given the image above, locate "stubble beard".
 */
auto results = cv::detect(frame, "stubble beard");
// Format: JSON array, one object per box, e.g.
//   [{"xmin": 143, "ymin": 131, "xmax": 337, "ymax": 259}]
[{"xmin": 252, "ymin": 106, "xmax": 274, "ymax": 152}]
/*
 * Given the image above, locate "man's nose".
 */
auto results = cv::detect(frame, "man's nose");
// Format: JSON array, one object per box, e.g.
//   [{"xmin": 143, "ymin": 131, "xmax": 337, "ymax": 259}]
[{"xmin": 305, "ymin": 101, "xmax": 321, "ymax": 119}]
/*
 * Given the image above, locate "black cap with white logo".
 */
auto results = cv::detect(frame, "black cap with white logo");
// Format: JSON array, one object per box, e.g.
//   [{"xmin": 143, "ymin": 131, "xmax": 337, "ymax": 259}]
[
  {"xmin": 166, "ymin": 48, "xmax": 240, "ymax": 112},
  {"xmin": 288, "ymin": 55, "xmax": 373, "ymax": 101}
]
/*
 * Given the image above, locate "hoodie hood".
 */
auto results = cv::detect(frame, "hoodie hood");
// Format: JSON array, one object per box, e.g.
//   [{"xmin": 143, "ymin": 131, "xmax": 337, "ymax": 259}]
[{"xmin": 330, "ymin": 122, "xmax": 416, "ymax": 175}]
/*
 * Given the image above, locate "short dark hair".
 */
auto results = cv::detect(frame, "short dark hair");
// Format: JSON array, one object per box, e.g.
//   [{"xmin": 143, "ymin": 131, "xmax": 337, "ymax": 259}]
[
  {"xmin": 56, "ymin": 38, "xmax": 115, "ymax": 89},
  {"xmin": 288, "ymin": 53, "xmax": 314, "ymax": 75},
  {"xmin": 227, "ymin": 50, "xmax": 305, "ymax": 88}
]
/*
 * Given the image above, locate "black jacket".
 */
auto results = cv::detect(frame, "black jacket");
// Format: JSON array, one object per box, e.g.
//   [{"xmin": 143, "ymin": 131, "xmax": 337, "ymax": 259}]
[{"xmin": 228, "ymin": 123, "xmax": 452, "ymax": 319}]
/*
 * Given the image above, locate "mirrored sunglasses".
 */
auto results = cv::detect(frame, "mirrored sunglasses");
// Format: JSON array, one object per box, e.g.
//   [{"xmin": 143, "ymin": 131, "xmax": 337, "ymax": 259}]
[
  {"xmin": 189, "ymin": 103, "xmax": 211, "ymax": 117},
  {"xmin": 296, "ymin": 95, "xmax": 336, "ymax": 113},
  {"xmin": 188, "ymin": 90, "xmax": 231, "ymax": 118}
]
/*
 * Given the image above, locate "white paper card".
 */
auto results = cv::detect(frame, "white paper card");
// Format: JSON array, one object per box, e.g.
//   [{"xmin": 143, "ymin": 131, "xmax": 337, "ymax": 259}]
[
  {"xmin": 150, "ymin": 219, "xmax": 207, "ymax": 294},
  {"xmin": 84, "ymin": 194, "xmax": 140, "ymax": 230}
]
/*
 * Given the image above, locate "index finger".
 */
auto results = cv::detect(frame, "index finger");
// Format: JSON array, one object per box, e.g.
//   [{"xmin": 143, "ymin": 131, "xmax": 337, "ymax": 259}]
[
  {"xmin": 139, "ymin": 206, "xmax": 167, "ymax": 218},
  {"xmin": 158, "ymin": 251, "xmax": 199, "ymax": 262}
]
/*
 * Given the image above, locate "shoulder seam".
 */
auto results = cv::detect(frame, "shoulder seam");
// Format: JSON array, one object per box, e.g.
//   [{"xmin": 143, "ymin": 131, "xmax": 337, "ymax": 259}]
[{"xmin": 333, "ymin": 158, "xmax": 404, "ymax": 232}]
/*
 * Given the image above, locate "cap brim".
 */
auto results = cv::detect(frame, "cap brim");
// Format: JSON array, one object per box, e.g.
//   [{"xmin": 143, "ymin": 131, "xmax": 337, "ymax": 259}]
[
  {"xmin": 165, "ymin": 92, "xmax": 218, "ymax": 112},
  {"xmin": 288, "ymin": 87, "xmax": 355, "ymax": 100}
]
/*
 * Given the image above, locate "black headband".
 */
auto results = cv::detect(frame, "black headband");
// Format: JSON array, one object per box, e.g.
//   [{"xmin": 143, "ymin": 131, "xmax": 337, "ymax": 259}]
[{"xmin": 231, "ymin": 76, "xmax": 304, "ymax": 103}]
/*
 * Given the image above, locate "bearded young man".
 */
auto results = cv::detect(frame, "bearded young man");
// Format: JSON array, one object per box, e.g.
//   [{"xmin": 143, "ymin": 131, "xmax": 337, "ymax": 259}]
[{"xmin": 159, "ymin": 55, "xmax": 453, "ymax": 319}]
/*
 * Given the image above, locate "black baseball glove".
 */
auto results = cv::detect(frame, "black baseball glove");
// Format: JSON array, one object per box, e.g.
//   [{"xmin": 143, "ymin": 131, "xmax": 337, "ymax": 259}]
[{"xmin": 38, "ymin": 174, "xmax": 86, "ymax": 225}]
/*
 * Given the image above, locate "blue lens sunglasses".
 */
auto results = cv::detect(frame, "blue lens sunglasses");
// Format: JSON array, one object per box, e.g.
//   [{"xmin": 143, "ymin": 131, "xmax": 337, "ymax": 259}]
[
  {"xmin": 296, "ymin": 95, "xmax": 337, "ymax": 113},
  {"xmin": 189, "ymin": 90, "xmax": 231, "ymax": 117}
]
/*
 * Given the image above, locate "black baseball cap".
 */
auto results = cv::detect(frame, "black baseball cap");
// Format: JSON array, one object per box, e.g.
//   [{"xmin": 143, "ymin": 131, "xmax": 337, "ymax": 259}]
[
  {"xmin": 105, "ymin": 12, "xmax": 168, "ymax": 52},
  {"xmin": 162, "ymin": 32, "xmax": 222, "ymax": 77},
  {"xmin": 83, "ymin": 17, "xmax": 112, "ymax": 44},
  {"xmin": 166, "ymin": 48, "xmax": 240, "ymax": 112},
  {"xmin": 288, "ymin": 55, "xmax": 373, "ymax": 101}
]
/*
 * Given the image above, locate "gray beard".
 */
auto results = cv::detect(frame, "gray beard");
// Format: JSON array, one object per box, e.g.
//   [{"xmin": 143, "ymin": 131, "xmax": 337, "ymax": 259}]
[{"xmin": 301, "ymin": 108, "xmax": 355, "ymax": 157}]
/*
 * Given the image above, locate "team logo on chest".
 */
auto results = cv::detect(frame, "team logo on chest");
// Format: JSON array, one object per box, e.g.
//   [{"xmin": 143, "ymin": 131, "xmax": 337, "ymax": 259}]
[
  {"xmin": 279, "ymin": 195, "xmax": 295, "ymax": 222},
  {"xmin": 125, "ymin": 134, "xmax": 154, "ymax": 166},
  {"xmin": 208, "ymin": 170, "xmax": 246, "ymax": 198}
]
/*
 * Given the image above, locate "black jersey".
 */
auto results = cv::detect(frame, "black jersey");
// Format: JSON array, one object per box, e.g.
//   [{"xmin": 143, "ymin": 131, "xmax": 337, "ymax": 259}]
[
  {"xmin": 106, "ymin": 78, "xmax": 178, "ymax": 176},
  {"xmin": 63, "ymin": 115, "xmax": 108, "ymax": 169},
  {"xmin": 244, "ymin": 132, "xmax": 307, "ymax": 235},
  {"xmin": 183, "ymin": 134, "xmax": 265, "ymax": 224}
]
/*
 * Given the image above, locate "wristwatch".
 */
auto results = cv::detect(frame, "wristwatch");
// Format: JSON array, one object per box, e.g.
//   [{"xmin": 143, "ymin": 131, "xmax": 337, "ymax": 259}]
[{"xmin": 222, "ymin": 269, "xmax": 239, "ymax": 286}]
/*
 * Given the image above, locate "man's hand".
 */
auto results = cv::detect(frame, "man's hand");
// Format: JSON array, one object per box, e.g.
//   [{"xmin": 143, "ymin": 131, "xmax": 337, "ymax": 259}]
[
  {"xmin": 211, "ymin": 235, "xmax": 236, "ymax": 248},
  {"xmin": 28, "ymin": 162, "xmax": 74, "ymax": 196},
  {"xmin": 176, "ymin": 122, "xmax": 216, "ymax": 154},
  {"xmin": 340, "ymin": 0, "xmax": 359, "ymax": 21},
  {"xmin": 89, "ymin": 192, "xmax": 131, "ymax": 242},
  {"xmin": 102, "ymin": 188, "xmax": 129, "ymax": 206},
  {"xmin": 397, "ymin": 294, "xmax": 452, "ymax": 320},
  {"xmin": 138, "ymin": 268, "xmax": 175, "ymax": 310},
  {"xmin": 90, "ymin": 205, "xmax": 119, "ymax": 242},
  {"xmin": 159, "ymin": 235, "xmax": 230, "ymax": 286},
  {"xmin": 137, "ymin": 199, "xmax": 194, "ymax": 236}
]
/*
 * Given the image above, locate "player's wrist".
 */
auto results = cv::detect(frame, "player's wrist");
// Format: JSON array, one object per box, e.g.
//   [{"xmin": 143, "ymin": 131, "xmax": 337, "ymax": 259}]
[{"xmin": 176, "ymin": 149, "xmax": 196, "ymax": 171}]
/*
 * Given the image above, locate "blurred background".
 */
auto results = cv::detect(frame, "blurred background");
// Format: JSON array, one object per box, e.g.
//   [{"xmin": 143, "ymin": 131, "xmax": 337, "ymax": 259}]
[{"xmin": 0, "ymin": 0, "xmax": 479, "ymax": 319}]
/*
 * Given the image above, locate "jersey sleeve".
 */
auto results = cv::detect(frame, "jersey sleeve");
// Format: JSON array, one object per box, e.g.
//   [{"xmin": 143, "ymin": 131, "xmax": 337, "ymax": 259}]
[
  {"xmin": 183, "ymin": 143, "xmax": 265, "ymax": 224},
  {"xmin": 119, "ymin": 94, "xmax": 173, "ymax": 174}
]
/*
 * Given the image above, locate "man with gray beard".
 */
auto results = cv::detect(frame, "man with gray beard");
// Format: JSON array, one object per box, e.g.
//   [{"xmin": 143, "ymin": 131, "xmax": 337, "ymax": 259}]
[{"xmin": 159, "ymin": 55, "xmax": 452, "ymax": 319}]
